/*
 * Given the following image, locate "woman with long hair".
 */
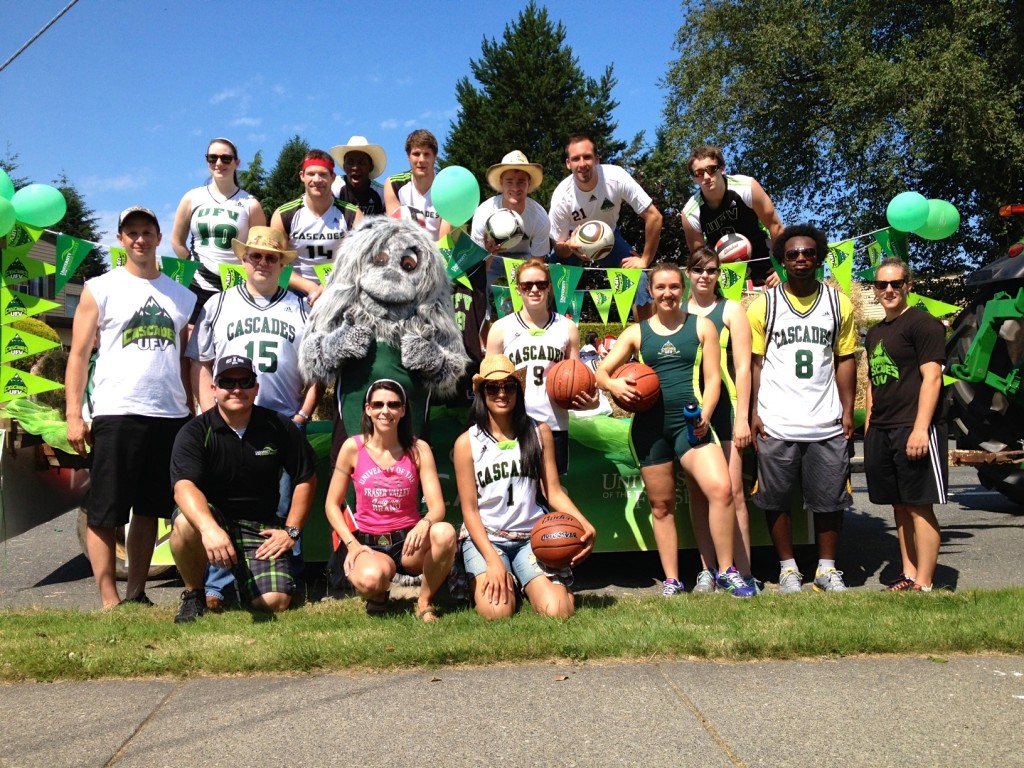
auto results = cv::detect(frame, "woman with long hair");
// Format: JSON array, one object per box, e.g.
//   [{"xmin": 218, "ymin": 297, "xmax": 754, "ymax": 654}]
[
  {"xmin": 454, "ymin": 354, "xmax": 596, "ymax": 619},
  {"xmin": 596, "ymin": 262, "xmax": 754, "ymax": 597},
  {"xmin": 325, "ymin": 379, "xmax": 456, "ymax": 621}
]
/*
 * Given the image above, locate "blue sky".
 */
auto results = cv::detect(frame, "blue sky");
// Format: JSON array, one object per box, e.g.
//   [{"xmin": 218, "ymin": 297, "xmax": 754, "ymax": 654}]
[{"xmin": 0, "ymin": 0, "xmax": 682, "ymax": 247}]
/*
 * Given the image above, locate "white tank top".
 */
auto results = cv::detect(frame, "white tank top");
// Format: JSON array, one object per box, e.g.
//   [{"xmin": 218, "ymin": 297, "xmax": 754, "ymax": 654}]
[
  {"xmin": 397, "ymin": 181, "xmax": 442, "ymax": 240},
  {"xmin": 469, "ymin": 424, "xmax": 542, "ymax": 534},
  {"xmin": 501, "ymin": 312, "xmax": 572, "ymax": 431},
  {"xmin": 285, "ymin": 199, "xmax": 348, "ymax": 281},
  {"xmin": 186, "ymin": 186, "xmax": 258, "ymax": 291}
]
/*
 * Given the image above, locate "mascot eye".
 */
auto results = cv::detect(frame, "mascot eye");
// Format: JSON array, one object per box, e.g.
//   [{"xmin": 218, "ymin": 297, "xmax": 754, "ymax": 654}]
[{"xmin": 400, "ymin": 249, "xmax": 420, "ymax": 272}]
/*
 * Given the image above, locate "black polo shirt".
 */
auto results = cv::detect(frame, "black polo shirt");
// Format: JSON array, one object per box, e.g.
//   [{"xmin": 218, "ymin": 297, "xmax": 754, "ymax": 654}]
[{"xmin": 170, "ymin": 405, "xmax": 317, "ymax": 524}]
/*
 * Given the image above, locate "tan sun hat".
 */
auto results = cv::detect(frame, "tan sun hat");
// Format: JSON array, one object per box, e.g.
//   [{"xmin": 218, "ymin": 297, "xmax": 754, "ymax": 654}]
[
  {"xmin": 472, "ymin": 354, "xmax": 528, "ymax": 392},
  {"xmin": 231, "ymin": 226, "xmax": 298, "ymax": 264},
  {"xmin": 329, "ymin": 136, "xmax": 388, "ymax": 179},
  {"xmin": 486, "ymin": 150, "xmax": 544, "ymax": 193}
]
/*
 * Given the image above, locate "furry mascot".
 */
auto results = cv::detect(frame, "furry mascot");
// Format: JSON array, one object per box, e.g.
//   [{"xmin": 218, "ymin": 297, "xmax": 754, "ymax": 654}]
[{"xmin": 299, "ymin": 216, "xmax": 469, "ymax": 449}]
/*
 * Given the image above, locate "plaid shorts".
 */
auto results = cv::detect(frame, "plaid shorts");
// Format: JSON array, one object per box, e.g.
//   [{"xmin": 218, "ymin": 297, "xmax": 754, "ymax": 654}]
[{"xmin": 221, "ymin": 518, "xmax": 296, "ymax": 601}]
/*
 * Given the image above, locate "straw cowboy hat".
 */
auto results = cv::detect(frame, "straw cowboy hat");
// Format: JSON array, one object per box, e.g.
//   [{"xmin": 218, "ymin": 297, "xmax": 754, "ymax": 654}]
[
  {"xmin": 231, "ymin": 226, "xmax": 298, "ymax": 264},
  {"xmin": 472, "ymin": 354, "xmax": 528, "ymax": 392},
  {"xmin": 330, "ymin": 136, "xmax": 388, "ymax": 179},
  {"xmin": 486, "ymin": 150, "xmax": 544, "ymax": 193}
]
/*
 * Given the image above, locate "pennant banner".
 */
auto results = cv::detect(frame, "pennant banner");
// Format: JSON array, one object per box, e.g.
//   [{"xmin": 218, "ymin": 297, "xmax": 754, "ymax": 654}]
[
  {"xmin": 854, "ymin": 268, "xmax": 876, "ymax": 282},
  {"xmin": 110, "ymin": 247, "xmax": 128, "ymax": 270},
  {"xmin": 826, "ymin": 239, "xmax": 854, "ymax": 295},
  {"xmin": 159, "ymin": 256, "xmax": 199, "ymax": 288},
  {"xmin": 876, "ymin": 228, "xmax": 907, "ymax": 261},
  {"xmin": 549, "ymin": 263, "xmax": 584, "ymax": 316},
  {"xmin": 908, "ymin": 292, "xmax": 961, "ymax": 319},
  {"xmin": 1, "ymin": 222, "xmax": 43, "ymax": 252},
  {"xmin": 54, "ymin": 234, "xmax": 94, "ymax": 293},
  {"xmin": 1, "ymin": 287, "xmax": 61, "ymax": 325},
  {"xmin": 312, "ymin": 263, "xmax": 332, "ymax": 287},
  {"xmin": 503, "ymin": 258, "xmax": 527, "ymax": 313},
  {"xmin": 1, "ymin": 326, "xmax": 60, "ymax": 364},
  {"xmin": 606, "ymin": 268, "xmax": 642, "ymax": 326},
  {"xmin": 589, "ymin": 289, "xmax": 614, "ymax": 324},
  {"xmin": 440, "ymin": 229, "xmax": 489, "ymax": 283},
  {"xmin": 566, "ymin": 290, "xmax": 586, "ymax": 324},
  {"xmin": 2, "ymin": 251, "xmax": 54, "ymax": 285},
  {"xmin": 491, "ymin": 285, "xmax": 513, "ymax": 318},
  {"xmin": 219, "ymin": 263, "xmax": 293, "ymax": 291},
  {"xmin": 719, "ymin": 262, "xmax": 747, "ymax": 301},
  {"xmin": 0, "ymin": 365, "xmax": 63, "ymax": 402}
]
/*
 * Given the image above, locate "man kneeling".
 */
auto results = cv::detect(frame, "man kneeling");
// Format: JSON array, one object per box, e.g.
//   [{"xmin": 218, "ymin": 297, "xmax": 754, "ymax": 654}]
[{"xmin": 170, "ymin": 355, "xmax": 317, "ymax": 623}]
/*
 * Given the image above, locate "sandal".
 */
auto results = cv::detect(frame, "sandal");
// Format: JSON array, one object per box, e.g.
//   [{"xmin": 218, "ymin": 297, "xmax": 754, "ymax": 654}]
[
  {"xmin": 416, "ymin": 605, "xmax": 440, "ymax": 623},
  {"xmin": 365, "ymin": 595, "xmax": 389, "ymax": 615},
  {"xmin": 886, "ymin": 574, "xmax": 916, "ymax": 592}
]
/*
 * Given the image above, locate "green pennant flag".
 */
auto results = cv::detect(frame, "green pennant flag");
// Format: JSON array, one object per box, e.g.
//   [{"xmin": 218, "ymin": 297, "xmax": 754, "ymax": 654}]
[
  {"xmin": 855, "ymin": 268, "xmax": 876, "ymax": 282},
  {"xmin": 769, "ymin": 253, "xmax": 787, "ymax": 283},
  {"xmin": 826, "ymin": 239, "xmax": 854, "ymax": 295},
  {"xmin": 444, "ymin": 229, "xmax": 489, "ymax": 282},
  {"xmin": 566, "ymin": 290, "xmax": 586, "ymax": 323},
  {"xmin": 54, "ymin": 234, "xmax": 94, "ymax": 292},
  {"xmin": 219, "ymin": 263, "xmax": 292, "ymax": 291},
  {"xmin": 1, "ymin": 287, "xmax": 61, "ymax": 325},
  {"xmin": 159, "ymin": 256, "xmax": 199, "ymax": 288},
  {"xmin": 549, "ymin": 263, "xmax": 584, "ymax": 315},
  {"xmin": 606, "ymin": 268, "xmax": 642, "ymax": 326},
  {"xmin": 438, "ymin": 232, "xmax": 480, "ymax": 289},
  {"xmin": 866, "ymin": 241, "xmax": 883, "ymax": 269},
  {"xmin": 491, "ymin": 285, "xmax": 514, "ymax": 318},
  {"xmin": 0, "ymin": 365, "xmax": 63, "ymax": 402},
  {"xmin": 503, "ymin": 258, "xmax": 527, "ymax": 313},
  {"xmin": 589, "ymin": 289, "xmax": 614, "ymax": 323},
  {"xmin": 109, "ymin": 247, "xmax": 128, "ymax": 270},
  {"xmin": 943, "ymin": 374, "xmax": 959, "ymax": 387},
  {"xmin": 876, "ymin": 228, "xmax": 906, "ymax": 261},
  {"xmin": 908, "ymin": 292, "xmax": 960, "ymax": 318},
  {"xmin": 719, "ymin": 262, "xmax": 747, "ymax": 301},
  {"xmin": 1, "ymin": 326, "xmax": 60, "ymax": 364},
  {"xmin": 2, "ymin": 222, "xmax": 43, "ymax": 252},
  {"xmin": 1, "ymin": 251, "xmax": 54, "ymax": 285}
]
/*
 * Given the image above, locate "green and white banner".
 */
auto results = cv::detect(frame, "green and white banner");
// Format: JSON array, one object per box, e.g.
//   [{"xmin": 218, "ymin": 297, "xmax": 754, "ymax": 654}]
[
  {"xmin": 1, "ymin": 287, "xmax": 61, "ymax": 324},
  {"xmin": 1, "ymin": 326, "xmax": 59, "ymax": 364}
]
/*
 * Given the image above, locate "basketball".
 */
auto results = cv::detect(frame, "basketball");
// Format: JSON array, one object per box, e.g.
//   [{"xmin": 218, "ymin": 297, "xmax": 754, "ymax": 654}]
[
  {"xmin": 572, "ymin": 220, "xmax": 615, "ymax": 262},
  {"xmin": 391, "ymin": 205, "xmax": 427, "ymax": 228},
  {"xmin": 545, "ymin": 359, "xmax": 597, "ymax": 410},
  {"xmin": 484, "ymin": 208, "xmax": 526, "ymax": 251},
  {"xmin": 610, "ymin": 362, "xmax": 660, "ymax": 412},
  {"xmin": 714, "ymin": 232, "xmax": 752, "ymax": 263},
  {"xmin": 530, "ymin": 512, "xmax": 586, "ymax": 569}
]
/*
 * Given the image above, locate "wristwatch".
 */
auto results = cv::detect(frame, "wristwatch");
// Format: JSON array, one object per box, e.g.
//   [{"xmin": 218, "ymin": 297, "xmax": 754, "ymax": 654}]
[{"xmin": 285, "ymin": 526, "xmax": 301, "ymax": 540}]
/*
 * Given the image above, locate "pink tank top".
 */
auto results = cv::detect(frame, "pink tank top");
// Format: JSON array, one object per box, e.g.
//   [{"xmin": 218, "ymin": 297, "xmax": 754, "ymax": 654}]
[{"xmin": 352, "ymin": 436, "xmax": 422, "ymax": 534}]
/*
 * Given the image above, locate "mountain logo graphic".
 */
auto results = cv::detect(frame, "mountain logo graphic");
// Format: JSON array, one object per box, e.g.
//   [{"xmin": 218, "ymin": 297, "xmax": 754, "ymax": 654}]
[
  {"xmin": 122, "ymin": 297, "xmax": 176, "ymax": 351},
  {"xmin": 5, "ymin": 334, "xmax": 29, "ymax": 357}
]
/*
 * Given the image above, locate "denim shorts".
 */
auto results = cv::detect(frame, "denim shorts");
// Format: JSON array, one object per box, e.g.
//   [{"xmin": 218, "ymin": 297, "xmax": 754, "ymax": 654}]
[{"xmin": 462, "ymin": 536, "xmax": 550, "ymax": 589}]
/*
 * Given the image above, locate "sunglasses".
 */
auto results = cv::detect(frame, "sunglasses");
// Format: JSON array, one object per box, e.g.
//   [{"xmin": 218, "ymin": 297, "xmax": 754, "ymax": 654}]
[
  {"xmin": 367, "ymin": 400, "xmax": 403, "ymax": 411},
  {"xmin": 689, "ymin": 266, "xmax": 720, "ymax": 276},
  {"xmin": 783, "ymin": 247, "xmax": 817, "ymax": 261},
  {"xmin": 518, "ymin": 280, "xmax": 550, "ymax": 293},
  {"xmin": 216, "ymin": 376, "xmax": 256, "ymax": 390},
  {"xmin": 247, "ymin": 252, "xmax": 281, "ymax": 265},
  {"xmin": 206, "ymin": 153, "xmax": 236, "ymax": 165},
  {"xmin": 691, "ymin": 164, "xmax": 721, "ymax": 179},
  {"xmin": 873, "ymin": 279, "xmax": 908, "ymax": 291},
  {"xmin": 484, "ymin": 381, "xmax": 517, "ymax": 396}
]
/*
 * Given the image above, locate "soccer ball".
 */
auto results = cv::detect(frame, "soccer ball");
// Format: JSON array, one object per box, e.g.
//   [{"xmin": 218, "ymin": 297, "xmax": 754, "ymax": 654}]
[
  {"xmin": 573, "ymin": 220, "xmax": 615, "ymax": 262},
  {"xmin": 485, "ymin": 208, "xmax": 526, "ymax": 251}
]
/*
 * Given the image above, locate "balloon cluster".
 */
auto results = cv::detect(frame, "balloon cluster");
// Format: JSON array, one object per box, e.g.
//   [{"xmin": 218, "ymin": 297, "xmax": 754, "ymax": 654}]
[
  {"xmin": 886, "ymin": 192, "xmax": 959, "ymax": 240},
  {"xmin": 431, "ymin": 166, "xmax": 480, "ymax": 228},
  {"xmin": 0, "ymin": 169, "xmax": 68, "ymax": 239}
]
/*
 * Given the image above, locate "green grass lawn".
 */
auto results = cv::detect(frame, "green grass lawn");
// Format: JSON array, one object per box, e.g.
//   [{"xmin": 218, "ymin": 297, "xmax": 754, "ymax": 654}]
[{"xmin": 2, "ymin": 589, "xmax": 1022, "ymax": 682}]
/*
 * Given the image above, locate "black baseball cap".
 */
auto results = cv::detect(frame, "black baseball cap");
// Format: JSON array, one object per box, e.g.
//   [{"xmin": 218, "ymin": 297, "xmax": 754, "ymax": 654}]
[{"xmin": 214, "ymin": 355, "xmax": 256, "ymax": 378}]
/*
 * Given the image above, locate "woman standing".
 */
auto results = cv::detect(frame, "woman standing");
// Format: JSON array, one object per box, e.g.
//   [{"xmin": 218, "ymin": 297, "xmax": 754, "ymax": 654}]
[
  {"xmin": 684, "ymin": 247, "xmax": 757, "ymax": 593},
  {"xmin": 865, "ymin": 258, "xmax": 946, "ymax": 592},
  {"xmin": 597, "ymin": 262, "xmax": 754, "ymax": 597},
  {"xmin": 454, "ymin": 355, "xmax": 596, "ymax": 620},
  {"xmin": 325, "ymin": 379, "xmax": 456, "ymax": 621}
]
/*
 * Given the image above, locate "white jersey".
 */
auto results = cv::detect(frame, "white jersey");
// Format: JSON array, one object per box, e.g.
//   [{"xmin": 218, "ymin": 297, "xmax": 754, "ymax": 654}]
[
  {"xmin": 470, "ymin": 195, "xmax": 551, "ymax": 259},
  {"xmin": 185, "ymin": 185, "xmax": 259, "ymax": 291},
  {"xmin": 757, "ymin": 285, "xmax": 845, "ymax": 440},
  {"xmin": 548, "ymin": 164, "xmax": 653, "ymax": 241},
  {"xmin": 186, "ymin": 284, "xmax": 310, "ymax": 415},
  {"xmin": 500, "ymin": 312, "xmax": 572, "ymax": 431},
  {"xmin": 469, "ymin": 424, "xmax": 542, "ymax": 534},
  {"xmin": 87, "ymin": 268, "xmax": 195, "ymax": 418},
  {"xmin": 277, "ymin": 196, "xmax": 348, "ymax": 282},
  {"xmin": 394, "ymin": 177, "xmax": 443, "ymax": 241}
]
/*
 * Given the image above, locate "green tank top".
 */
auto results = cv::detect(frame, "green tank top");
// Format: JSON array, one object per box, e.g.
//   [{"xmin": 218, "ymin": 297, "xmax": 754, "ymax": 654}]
[{"xmin": 638, "ymin": 316, "xmax": 699, "ymax": 408}]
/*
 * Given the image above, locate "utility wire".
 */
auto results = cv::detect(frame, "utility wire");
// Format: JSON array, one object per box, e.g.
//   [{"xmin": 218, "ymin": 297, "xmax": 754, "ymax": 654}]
[{"xmin": 0, "ymin": 0, "xmax": 82, "ymax": 75}]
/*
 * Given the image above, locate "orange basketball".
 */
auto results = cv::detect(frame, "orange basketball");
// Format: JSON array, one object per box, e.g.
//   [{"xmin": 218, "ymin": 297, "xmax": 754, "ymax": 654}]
[
  {"xmin": 611, "ymin": 362, "xmax": 661, "ymax": 412},
  {"xmin": 530, "ymin": 512, "xmax": 587, "ymax": 569},
  {"xmin": 545, "ymin": 359, "xmax": 597, "ymax": 410}
]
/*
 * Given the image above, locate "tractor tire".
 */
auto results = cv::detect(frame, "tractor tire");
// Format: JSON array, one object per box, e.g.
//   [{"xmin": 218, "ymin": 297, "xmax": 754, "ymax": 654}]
[{"xmin": 946, "ymin": 287, "xmax": 1024, "ymax": 505}]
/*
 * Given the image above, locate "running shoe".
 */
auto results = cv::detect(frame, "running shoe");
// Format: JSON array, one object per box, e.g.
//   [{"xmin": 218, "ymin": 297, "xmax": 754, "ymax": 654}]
[
  {"xmin": 661, "ymin": 577, "xmax": 685, "ymax": 597},
  {"xmin": 744, "ymin": 575, "xmax": 763, "ymax": 595},
  {"xmin": 174, "ymin": 589, "xmax": 207, "ymax": 624},
  {"xmin": 813, "ymin": 567, "xmax": 848, "ymax": 593},
  {"xmin": 692, "ymin": 569, "xmax": 717, "ymax": 594},
  {"xmin": 886, "ymin": 574, "xmax": 916, "ymax": 592},
  {"xmin": 778, "ymin": 567, "xmax": 804, "ymax": 594},
  {"xmin": 715, "ymin": 567, "xmax": 756, "ymax": 597}
]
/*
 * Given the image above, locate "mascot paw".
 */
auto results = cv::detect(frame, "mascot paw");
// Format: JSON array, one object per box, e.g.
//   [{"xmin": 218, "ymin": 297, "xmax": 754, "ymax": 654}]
[
  {"xmin": 401, "ymin": 333, "xmax": 444, "ymax": 376},
  {"xmin": 326, "ymin": 321, "xmax": 373, "ymax": 360}
]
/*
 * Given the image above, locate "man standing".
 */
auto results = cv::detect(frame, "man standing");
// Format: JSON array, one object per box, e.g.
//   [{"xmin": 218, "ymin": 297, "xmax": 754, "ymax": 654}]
[
  {"xmin": 65, "ymin": 207, "xmax": 196, "ymax": 608},
  {"xmin": 681, "ymin": 145, "xmax": 785, "ymax": 287},
  {"xmin": 271, "ymin": 149, "xmax": 347, "ymax": 305},
  {"xmin": 383, "ymin": 129, "xmax": 451, "ymax": 242},
  {"xmin": 330, "ymin": 135, "xmax": 387, "ymax": 229},
  {"xmin": 169, "ymin": 355, "xmax": 317, "ymax": 623},
  {"xmin": 748, "ymin": 224, "xmax": 857, "ymax": 593},
  {"xmin": 549, "ymin": 134, "xmax": 662, "ymax": 319},
  {"xmin": 186, "ymin": 226, "xmax": 321, "ymax": 609}
]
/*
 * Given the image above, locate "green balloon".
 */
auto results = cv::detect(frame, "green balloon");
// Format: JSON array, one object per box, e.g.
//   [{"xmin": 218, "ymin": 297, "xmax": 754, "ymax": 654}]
[
  {"xmin": 432, "ymin": 166, "xmax": 480, "ymax": 227},
  {"xmin": 0, "ymin": 169, "xmax": 13, "ymax": 201},
  {"xmin": 886, "ymin": 191, "xmax": 929, "ymax": 232},
  {"xmin": 0, "ymin": 198, "xmax": 15, "ymax": 237},
  {"xmin": 915, "ymin": 199, "xmax": 960, "ymax": 240},
  {"xmin": 10, "ymin": 183, "xmax": 67, "ymax": 228}
]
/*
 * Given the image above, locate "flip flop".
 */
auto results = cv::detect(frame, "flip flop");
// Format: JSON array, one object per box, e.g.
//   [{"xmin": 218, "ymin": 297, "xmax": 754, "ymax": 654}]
[
  {"xmin": 365, "ymin": 595, "xmax": 389, "ymax": 615},
  {"xmin": 416, "ymin": 605, "xmax": 440, "ymax": 623}
]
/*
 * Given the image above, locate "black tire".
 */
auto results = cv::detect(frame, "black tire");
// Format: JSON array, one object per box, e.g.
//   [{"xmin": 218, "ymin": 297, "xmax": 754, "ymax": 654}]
[
  {"xmin": 946, "ymin": 286, "xmax": 1024, "ymax": 505},
  {"xmin": 76, "ymin": 508, "xmax": 174, "ymax": 580}
]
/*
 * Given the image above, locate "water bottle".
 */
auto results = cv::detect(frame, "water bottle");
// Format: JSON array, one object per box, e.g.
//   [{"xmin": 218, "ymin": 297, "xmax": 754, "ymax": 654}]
[{"xmin": 683, "ymin": 402, "xmax": 709, "ymax": 446}]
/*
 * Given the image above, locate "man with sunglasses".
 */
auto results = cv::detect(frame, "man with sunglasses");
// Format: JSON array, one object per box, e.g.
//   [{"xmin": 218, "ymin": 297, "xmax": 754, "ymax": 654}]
[
  {"xmin": 681, "ymin": 145, "xmax": 784, "ymax": 287},
  {"xmin": 747, "ymin": 225, "xmax": 858, "ymax": 593},
  {"xmin": 169, "ymin": 355, "xmax": 317, "ymax": 623}
]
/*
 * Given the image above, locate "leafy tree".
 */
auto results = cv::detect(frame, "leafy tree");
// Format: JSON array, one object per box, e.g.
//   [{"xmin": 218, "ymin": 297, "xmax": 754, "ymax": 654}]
[
  {"xmin": 443, "ymin": 1, "xmax": 624, "ymax": 205},
  {"xmin": 260, "ymin": 136, "xmax": 310, "ymax": 219},
  {"xmin": 657, "ymin": 0, "xmax": 1024, "ymax": 301},
  {"xmin": 238, "ymin": 149, "xmax": 268, "ymax": 206},
  {"xmin": 53, "ymin": 172, "xmax": 106, "ymax": 280}
]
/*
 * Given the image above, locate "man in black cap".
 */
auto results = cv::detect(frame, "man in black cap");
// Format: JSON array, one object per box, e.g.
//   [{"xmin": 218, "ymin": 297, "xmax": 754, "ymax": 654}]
[{"xmin": 169, "ymin": 355, "xmax": 317, "ymax": 623}]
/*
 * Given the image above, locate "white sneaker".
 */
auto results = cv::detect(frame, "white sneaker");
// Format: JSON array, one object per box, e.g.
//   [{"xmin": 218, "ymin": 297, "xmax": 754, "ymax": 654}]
[
  {"xmin": 778, "ymin": 567, "xmax": 804, "ymax": 594},
  {"xmin": 813, "ymin": 567, "xmax": 847, "ymax": 593}
]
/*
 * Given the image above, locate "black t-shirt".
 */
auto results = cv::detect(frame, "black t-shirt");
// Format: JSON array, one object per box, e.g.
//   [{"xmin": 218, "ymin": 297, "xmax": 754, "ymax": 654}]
[
  {"xmin": 336, "ymin": 182, "xmax": 384, "ymax": 229},
  {"xmin": 866, "ymin": 307, "xmax": 946, "ymax": 428},
  {"xmin": 170, "ymin": 405, "xmax": 317, "ymax": 524},
  {"xmin": 696, "ymin": 179, "xmax": 772, "ymax": 282}
]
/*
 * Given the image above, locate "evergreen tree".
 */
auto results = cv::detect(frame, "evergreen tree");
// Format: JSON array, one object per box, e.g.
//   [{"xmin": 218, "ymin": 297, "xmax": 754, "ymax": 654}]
[
  {"xmin": 260, "ymin": 136, "xmax": 310, "ymax": 219},
  {"xmin": 53, "ymin": 173, "xmax": 106, "ymax": 280},
  {"xmin": 238, "ymin": 149, "xmax": 268, "ymax": 206}
]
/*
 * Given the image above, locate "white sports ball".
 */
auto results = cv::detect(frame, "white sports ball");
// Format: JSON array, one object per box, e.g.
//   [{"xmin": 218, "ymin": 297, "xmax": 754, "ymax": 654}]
[
  {"xmin": 391, "ymin": 205, "xmax": 427, "ymax": 228},
  {"xmin": 714, "ymin": 232, "xmax": 752, "ymax": 263},
  {"xmin": 485, "ymin": 208, "xmax": 526, "ymax": 251},
  {"xmin": 573, "ymin": 220, "xmax": 615, "ymax": 261}
]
